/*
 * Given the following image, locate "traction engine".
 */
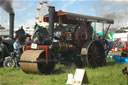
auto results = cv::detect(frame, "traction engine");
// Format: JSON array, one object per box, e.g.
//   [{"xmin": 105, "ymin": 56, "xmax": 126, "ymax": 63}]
[{"xmin": 19, "ymin": 6, "xmax": 114, "ymax": 74}]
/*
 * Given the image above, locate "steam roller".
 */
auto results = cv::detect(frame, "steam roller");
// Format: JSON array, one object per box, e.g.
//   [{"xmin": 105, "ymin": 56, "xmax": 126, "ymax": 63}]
[{"xmin": 19, "ymin": 6, "xmax": 114, "ymax": 74}]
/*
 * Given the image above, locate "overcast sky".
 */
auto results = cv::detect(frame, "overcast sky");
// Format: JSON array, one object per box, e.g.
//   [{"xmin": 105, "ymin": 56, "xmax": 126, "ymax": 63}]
[{"xmin": 0, "ymin": 0, "xmax": 128, "ymax": 31}]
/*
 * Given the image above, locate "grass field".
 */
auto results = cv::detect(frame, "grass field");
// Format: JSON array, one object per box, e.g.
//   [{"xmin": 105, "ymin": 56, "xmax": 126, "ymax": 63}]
[{"xmin": 0, "ymin": 60, "xmax": 128, "ymax": 85}]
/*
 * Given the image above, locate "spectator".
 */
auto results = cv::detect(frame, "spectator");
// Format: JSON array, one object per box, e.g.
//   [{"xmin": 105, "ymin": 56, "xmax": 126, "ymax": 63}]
[
  {"xmin": 25, "ymin": 37, "xmax": 32, "ymax": 46},
  {"xmin": 13, "ymin": 37, "xmax": 23, "ymax": 55}
]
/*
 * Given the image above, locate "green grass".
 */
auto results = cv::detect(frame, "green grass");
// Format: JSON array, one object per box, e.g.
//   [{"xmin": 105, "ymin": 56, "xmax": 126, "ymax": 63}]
[{"xmin": 0, "ymin": 60, "xmax": 128, "ymax": 85}]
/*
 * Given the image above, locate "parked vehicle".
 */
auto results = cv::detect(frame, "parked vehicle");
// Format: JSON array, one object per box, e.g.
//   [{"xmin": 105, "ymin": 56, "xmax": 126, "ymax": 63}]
[{"xmin": 113, "ymin": 41, "xmax": 128, "ymax": 57}]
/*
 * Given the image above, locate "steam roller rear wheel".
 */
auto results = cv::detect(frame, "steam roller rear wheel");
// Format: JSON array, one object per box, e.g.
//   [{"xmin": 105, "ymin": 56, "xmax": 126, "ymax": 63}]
[
  {"xmin": 87, "ymin": 41, "xmax": 105, "ymax": 68},
  {"xmin": 19, "ymin": 50, "xmax": 55, "ymax": 74},
  {"xmin": 81, "ymin": 40, "xmax": 106, "ymax": 68}
]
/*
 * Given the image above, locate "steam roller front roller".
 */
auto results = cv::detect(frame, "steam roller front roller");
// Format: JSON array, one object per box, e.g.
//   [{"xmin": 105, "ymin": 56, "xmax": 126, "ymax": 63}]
[
  {"xmin": 81, "ymin": 40, "xmax": 106, "ymax": 68},
  {"xmin": 19, "ymin": 50, "xmax": 55, "ymax": 74}
]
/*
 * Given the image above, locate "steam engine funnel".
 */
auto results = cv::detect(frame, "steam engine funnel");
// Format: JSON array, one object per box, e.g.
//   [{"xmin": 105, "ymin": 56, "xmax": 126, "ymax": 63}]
[
  {"xmin": 9, "ymin": 13, "xmax": 15, "ymax": 38},
  {"xmin": 48, "ymin": 6, "xmax": 55, "ymax": 40}
]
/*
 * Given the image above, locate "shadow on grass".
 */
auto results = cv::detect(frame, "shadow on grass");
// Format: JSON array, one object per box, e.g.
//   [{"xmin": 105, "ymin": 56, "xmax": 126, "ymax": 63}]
[
  {"xmin": 83, "ymin": 60, "xmax": 117, "ymax": 69},
  {"xmin": 51, "ymin": 63, "xmax": 77, "ymax": 75},
  {"xmin": 51, "ymin": 67, "xmax": 66, "ymax": 74}
]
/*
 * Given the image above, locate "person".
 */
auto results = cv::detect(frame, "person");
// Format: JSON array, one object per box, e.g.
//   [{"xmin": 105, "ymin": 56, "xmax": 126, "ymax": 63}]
[
  {"xmin": 13, "ymin": 37, "xmax": 23, "ymax": 56},
  {"xmin": 13, "ymin": 37, "xmax": 23, "ymax": 68},
  {"xmin": 25, "ymin": 36, "xmax": 32, "ymax": 46}
]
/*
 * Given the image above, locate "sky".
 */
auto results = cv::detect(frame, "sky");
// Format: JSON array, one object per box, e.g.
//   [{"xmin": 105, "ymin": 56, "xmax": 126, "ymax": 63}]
[{"xmin": 0, "ymin": 0, "xmax": 128, "ymax": 31}]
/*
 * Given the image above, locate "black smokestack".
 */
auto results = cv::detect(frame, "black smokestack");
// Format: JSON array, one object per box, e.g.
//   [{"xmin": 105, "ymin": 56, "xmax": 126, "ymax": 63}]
[
  {"xmin": 48, "ymin": 6, "xmax": 55, "ymax": 40},
  {"xmin": 9, "ymin": 13, "xmax": 15, "ymax": 38},
  {"xmin": 0, "ymin": 0, "xmax": 14, "ymax": 13},
  {"xmin": 0, "ymin": 0, "xmax": 14, "ymax": 38}
]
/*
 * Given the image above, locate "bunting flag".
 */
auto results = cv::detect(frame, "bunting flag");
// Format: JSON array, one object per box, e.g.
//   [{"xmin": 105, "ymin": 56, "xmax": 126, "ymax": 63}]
[
  {"xmin": 46, "ymin": 5, "xmax": 49, "ymax": 8},
  {"xmin": 108, "ymin": 34, "xmax": 112, "ymax": 39},
  {"xmin": 43, "ymin": 1, "xmax": 48, "ymax": 4},
  {"xmin": 39, "ymin": 2, "xmax": 44, "ymax": 5},
  {"xmin": 107, "ymin": 32, "xmax": 114, "ymax": 39},
  {"xmin": 35, "ymin": 1, "xmax": 49, "ymax": 25},
  {"xmin": 39, "ymin": 17, "xmax": 42, "ymax": 23},
  {"xmin": 35, "ymin": 17, "xmax": 39, "ymax": 20},
  {"xmin": 36, "ymin": 8, "xmax": 40, "ymax": 11}
]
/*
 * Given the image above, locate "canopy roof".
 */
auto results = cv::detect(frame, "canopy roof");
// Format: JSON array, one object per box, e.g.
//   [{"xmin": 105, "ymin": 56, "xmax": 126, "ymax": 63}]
[{"xmin": 44, "ymin": 10, "xmax": 114, "ymax": 24}]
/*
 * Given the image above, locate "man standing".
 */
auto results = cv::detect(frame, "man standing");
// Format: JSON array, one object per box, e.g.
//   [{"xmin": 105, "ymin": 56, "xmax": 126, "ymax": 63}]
[
  {"xmin": 25, "ymin": 36, "xmax": 31, "ymax": 46},
  {"xmin": 13, "ymin": 37, "xmax": 23, "ymax": 55},
  {"xmin": 13, "ymin": 37, "xmax": 23, "ymax": 68}
]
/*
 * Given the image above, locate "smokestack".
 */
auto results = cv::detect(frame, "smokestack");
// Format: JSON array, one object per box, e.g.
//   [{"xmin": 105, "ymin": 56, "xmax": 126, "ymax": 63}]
[
  {"xmin": 9, "ymin": 13, "xmax": 15, "ymax": 38},
  {"xmin": 48, "ymin": 6, "xmax": 55, "ymax": 40}
]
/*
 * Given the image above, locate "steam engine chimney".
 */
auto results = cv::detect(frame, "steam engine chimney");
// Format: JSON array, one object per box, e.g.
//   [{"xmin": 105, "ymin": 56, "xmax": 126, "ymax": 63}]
[
  {"xmin": 48, "ymin": 6, "xmax": 55, "ymax": 40},
  {"xmin": 9, "ymin": 13, "xmax": 15, "ymax": 38}
]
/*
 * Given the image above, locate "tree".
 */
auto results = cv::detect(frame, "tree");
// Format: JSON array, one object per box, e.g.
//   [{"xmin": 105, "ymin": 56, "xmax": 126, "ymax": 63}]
[
  {"xmin": 0, "ymin": 25, "xmax": 5, "ymax": 29},
  {"xmin": 120, "ymin": 26, "xmax": 128, "ymax": 29}
]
